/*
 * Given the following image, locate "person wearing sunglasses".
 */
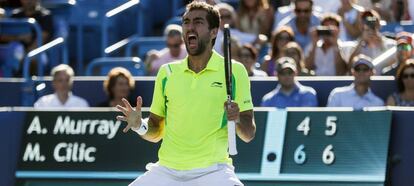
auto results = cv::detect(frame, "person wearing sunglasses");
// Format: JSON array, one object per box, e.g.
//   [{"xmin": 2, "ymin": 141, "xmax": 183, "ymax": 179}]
[
  {"xmin": 261, "ymin": 56, "xmax": 318, "ymax": 108},
  {"xmin": 261, "ymin": 26, "xmax": 295, "ymax": 76},
  {"xmin": 382, "ymin": 31, "xmax": 413, "ymax": 76},
  {"xmin": 386, "ymin": 59, "xmax": 414, "ymax": 106},
  {"xmin": 145, "ymin": 24, "xmax": 187, "ymax": 76},
  {"xmin": 274, "ymin": 0, "xmax": 321, "ymax": 50},
  {"xmin": 327, "ymin": 54, "xmax": 384, "ymax": 110}
]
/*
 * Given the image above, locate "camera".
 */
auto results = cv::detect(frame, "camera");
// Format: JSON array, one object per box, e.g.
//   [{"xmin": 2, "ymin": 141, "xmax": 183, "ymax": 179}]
[
  {"xmin": 364, "ymin": 16, "xmax": 377, "ymax": 29},
  {"xmin": 316, "ymin": 26, "xmax": 332, "ymax": 36}
]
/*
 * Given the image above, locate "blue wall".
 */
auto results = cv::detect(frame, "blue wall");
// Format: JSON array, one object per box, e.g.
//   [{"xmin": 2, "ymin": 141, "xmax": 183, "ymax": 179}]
[{"xmin": 0, "ymin": 77, "xmax": 397, "ymax": 107}]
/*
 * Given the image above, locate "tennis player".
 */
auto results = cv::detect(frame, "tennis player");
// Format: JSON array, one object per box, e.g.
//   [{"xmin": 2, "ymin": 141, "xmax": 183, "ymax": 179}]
[{"xmin": 116, "ymin": 1, "xmax": 255, "ymax": 185}]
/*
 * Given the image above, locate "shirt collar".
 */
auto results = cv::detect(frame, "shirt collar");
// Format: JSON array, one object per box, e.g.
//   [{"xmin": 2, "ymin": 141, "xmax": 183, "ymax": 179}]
[
  {"xmin": 178, "ymin": 50, "xmax": 222, "ymax": 73},
  {"xmin": 275, "ymin": 81, "xmax": 300, "ymax": 96},
  {"xmin": 349, "ymin": 83, "xmax": 373, "ymax": 97}
]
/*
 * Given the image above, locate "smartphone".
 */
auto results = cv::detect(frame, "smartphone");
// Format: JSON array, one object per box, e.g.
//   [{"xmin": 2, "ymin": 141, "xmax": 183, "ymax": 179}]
[
  {"xmin": 364, "ymin": 16, "xmax": 377, "ymax": 30},
  {"xmin": 316, "ymin": 26, "xmax": 332, "ymax": 36}
]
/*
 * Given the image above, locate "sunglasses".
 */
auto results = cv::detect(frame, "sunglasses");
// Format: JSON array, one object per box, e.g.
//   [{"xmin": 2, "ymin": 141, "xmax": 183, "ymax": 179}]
[
  {"xmin": 398, "ymin": 44, "xmax": 412, "ymax": 51},
  {"xmin": 354, "ymin": 67, "xmax": 370, "ymax": 73},
  {"xmin": 278, "ymin": 69, "xmax": 294, "ymax": 76},
  {"xmin": 402, "ymin": 73, "xmax": 414, "ymax": 79},
  {"xmin": 295, "ymin": 8, "xmax": 311, "ymax": 14},
  {"xmin": 167, "ymin": 43, "xmax": 181, "ymax": 48},
  {"xmin": 276, "ymin": 35, "xmax": 292, "ymax": 41}
]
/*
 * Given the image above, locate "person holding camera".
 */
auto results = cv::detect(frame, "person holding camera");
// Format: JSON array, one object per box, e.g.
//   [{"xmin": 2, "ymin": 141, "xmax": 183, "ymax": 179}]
[
  {"xmin": 382, "ymin": 31, "xmax": 413, "ymax": 76},
  {"xmin": 349, "ymin": 9, "xmax": 396, "ymax": 73},
  {"xmin": 305, "ymin": 13, "xmax": 348, "ymax": 76}
]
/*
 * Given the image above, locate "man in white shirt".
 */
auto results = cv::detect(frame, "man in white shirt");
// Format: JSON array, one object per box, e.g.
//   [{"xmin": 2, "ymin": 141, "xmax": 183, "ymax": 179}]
[
  {"xmin": 305, "ymin": 13, "xmax": 348, "ymax": 76},
  {"xmin": 327, "ymin": 54, "xmax": 384, "ymax": 110},
  {"xmin": 34, "ymin": 64, "xmax": 89, "ymax": 108}
]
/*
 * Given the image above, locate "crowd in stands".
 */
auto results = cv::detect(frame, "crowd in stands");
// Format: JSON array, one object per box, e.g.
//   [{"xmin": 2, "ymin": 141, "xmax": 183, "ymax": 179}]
[{"xmin": 1, "ymin": 0, "xmax": 414, "ymax": 108}]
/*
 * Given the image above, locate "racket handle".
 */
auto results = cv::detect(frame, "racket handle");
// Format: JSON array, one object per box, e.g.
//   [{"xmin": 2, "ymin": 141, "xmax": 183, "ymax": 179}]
[{"xmin": 228, "ymin": 120, "xmax": 238, "ymax": 155}]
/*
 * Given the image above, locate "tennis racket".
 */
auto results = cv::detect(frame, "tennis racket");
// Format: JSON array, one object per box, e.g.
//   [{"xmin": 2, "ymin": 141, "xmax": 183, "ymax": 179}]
[{"xmin": 223, "ymin": 24, "xmax": 237, "ymax": 156}]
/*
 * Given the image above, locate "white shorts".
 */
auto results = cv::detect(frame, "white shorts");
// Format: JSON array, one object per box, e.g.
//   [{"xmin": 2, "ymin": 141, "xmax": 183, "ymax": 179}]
[{"xmin": 129, "ymin": 162, "xmax": 244, "ymax": 186}]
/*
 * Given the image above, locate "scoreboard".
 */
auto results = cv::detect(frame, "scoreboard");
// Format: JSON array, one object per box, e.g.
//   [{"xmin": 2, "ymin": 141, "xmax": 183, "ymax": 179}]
[{"xmin": 15, "ymin": 108, "xmax": 392, "ymax": 186}]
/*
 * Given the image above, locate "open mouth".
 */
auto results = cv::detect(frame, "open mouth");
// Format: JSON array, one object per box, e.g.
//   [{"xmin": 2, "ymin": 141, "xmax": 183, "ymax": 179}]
[{"xmin": 187, "ymin": 34, "xmax": 198, "ymax": 48}]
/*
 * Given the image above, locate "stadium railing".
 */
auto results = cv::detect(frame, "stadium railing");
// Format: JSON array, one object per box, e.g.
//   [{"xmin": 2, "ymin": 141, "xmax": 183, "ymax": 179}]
[
  {"xmin": 101, "ymin": 0, "xmax": 141, "ymax": 57},
  {"xmin": 380, "ymin": 20, "xmax": 414, "ymax": 35},
  {"xmin": 85, "ymin": 57, "xmax": 146, "ymax": 76},
  {"xmin": 68, "ymin": 0, "xmax": 143, "ymax": 75},
  {"xmin": 0, "ymin": 76, "xmax": 395, "ymax": 107},
  {"xmin": 104, "ymin": 35, "xmax": 165, "ymax": 60}
]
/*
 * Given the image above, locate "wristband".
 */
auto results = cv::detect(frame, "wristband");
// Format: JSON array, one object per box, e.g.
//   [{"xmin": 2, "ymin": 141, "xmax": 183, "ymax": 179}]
[{"xmin": 131, "ymin": 118, "xmax": 148, "ymax": 135}]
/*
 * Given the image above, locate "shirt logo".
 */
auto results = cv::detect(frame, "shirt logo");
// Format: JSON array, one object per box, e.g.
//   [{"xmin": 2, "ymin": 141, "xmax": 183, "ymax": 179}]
[{"xmin": 211, "ymin": 82, "xmax": 223, "ymax": 88}]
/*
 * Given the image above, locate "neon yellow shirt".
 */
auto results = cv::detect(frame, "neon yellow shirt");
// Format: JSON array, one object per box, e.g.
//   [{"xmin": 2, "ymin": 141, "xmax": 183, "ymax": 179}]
[{"xmin": 150, "ymin": 51, "xmax": 253, "ymax": 170}]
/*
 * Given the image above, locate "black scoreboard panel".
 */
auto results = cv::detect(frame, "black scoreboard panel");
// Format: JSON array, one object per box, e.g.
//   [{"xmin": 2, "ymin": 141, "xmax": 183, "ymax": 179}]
[
  {"xmin": 15, "ymin": 109, "xmax": 392, "ymax": 186},
  {"xmin": 281, "ymin": 111, "xmax": 391, "ymax": 175}
]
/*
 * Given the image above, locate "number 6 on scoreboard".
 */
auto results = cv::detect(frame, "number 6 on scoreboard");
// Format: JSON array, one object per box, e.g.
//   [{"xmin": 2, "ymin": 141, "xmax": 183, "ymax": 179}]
[{"xmin": 322, "ymin": 144, "xmax": 335, "ymax": 165}]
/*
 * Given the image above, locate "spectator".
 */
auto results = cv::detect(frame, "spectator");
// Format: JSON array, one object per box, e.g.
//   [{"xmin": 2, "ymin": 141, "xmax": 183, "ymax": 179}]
[
  {"xmin": 382, "ymin": 31, "xmax": 413, "ymax": 76},
  {"xmin": 337, "ymin": 0, "xmax": 362, "ymax": 41},
  {"xmin": 386, "ymin": 59, "xmax": 414, "ymax": 106},
  {"xmin": 145, "ymin": 24, "xmax": 187, "ymax": 76},
  {"xmin": 239, "ymin": 44, "xmax": 267, "ymax": 77},
  {"xmin": 349, "ymin": 9, "xmax": 396, "ymax": 73},
  {"xmin": 98, "ymin": 67, "xmax": 135, "ymax": 107},
  {"xmin": 273, "ymin": 0, "xmax": 322, "ymax": 27},
  {"xmin": 275, "ymin": 0, "xmax": 321, "ymax": 50},
  {"xmin": 281, "ymin": 41, "xmax": 315, "ymax": 76},
  {"xmin": 261, "ymin": 26, "xmax": 295, "ymax": 76},
  {"xmin": 305, "ymin": 13, "xmax": 348, "ymax": 76},
  {"xmin": 34, "ymin": 64, "xmax": 89, "ymax": 108},
  {"xmin": 327, "ymin": 54, "xmax": 384, "ymax": 109},
  {"xmin": 261, "ymin": 56, "xmax": 318, "ymax": 108},
  {"xmin": 236, "ymin": 0, "xmax": 274, "ymax": 36},
  {"xmin": 6, "ymin": 0, "xmax": 54, "ymax": 50},
  {"xmin": 214, "ymin": 3, "xmax": 261, "ymax": 55}
]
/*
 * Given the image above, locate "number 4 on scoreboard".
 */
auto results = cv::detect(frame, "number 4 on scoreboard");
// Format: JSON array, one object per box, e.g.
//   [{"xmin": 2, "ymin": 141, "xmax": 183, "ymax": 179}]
[{"xmin": 297, "ymin": 116, "xmax": 310, "ymax": 136}]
